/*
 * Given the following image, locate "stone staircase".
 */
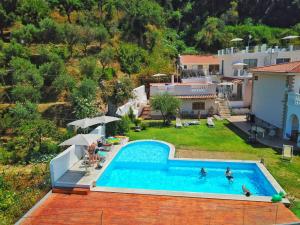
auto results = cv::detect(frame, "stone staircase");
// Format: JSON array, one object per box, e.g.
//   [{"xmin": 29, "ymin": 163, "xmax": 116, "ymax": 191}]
[
  {"xmin": 218, "ymin": 99, "xmax": 231, "ymax": 118},
  {"xmin": 140, "ymin": 105, "xmax": 151, "ymax": 120}
]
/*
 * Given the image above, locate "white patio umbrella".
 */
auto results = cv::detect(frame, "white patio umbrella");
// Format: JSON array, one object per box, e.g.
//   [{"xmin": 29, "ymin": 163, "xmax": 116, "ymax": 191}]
[
  {"xmin": 153, "ymin": 73, "xmax": 167, "ymax": 77},
  {"xmin": 233, "ymin": 62, "xmax": 247, "ymax": 67},
  {"xmin": 68, "ymin": 116, "xmax": 120, "ymax": 129},
  {"xmin": 230, "ymin": 38, "xmax": 243, "ymax": 42},
  {"xmin": 91, "ymin": 116, "xmax": 121, "ymax": 124},
  {"xmin": 281, "ymin": 35, "xmax": 299, "ymax": 40},
  {"xmin": 59, "ymin": 134, "xmax": 100, "ymax": 146}
]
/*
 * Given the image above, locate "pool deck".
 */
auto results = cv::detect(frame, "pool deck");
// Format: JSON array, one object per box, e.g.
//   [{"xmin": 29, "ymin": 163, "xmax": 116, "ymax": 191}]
[
  {"xmin": 54, "ymin": 145, "xmax": 122, "ymax": 188},
  {"xmin": 18, "ymin": 191, "xmax": 299, "ymax": 225}
]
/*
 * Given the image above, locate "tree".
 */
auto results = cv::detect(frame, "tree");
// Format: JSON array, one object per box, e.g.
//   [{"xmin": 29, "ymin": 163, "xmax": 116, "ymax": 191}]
[
  {"xmin": 151, "ymin": 93, "xmax": 181, "ymax": 125},
  {"xmin": 3, "ymin": 41, "xmax": 28, "ymax": 63},
  {"xmin": 71, "ymin": 78, "xmax": 99, "ymax": 119},
  {"xmin": 0, "ymin": 4, "xmax": 15, "ymax": 39},
  {"xmin": 98, "ymin": 46, "xmax": 115, "ymax": 74},
  {"xmin": 39, "ymin": 54, "xmax": 65, "ymax": 85},
  {"xmin": 17, "ymin": 0, "xmax": 50, "ymax": 25},
  {"xmin": 221, "ymin": 0, "xmax": 239, "ymax": 25},
  {"xmin": 79, "ymin": 57, "xmax": 98, "ymax": 80},
  {"xmin": 38, "ymin": 18, "xmax": 64, "ymax": 43},
  {"xmin": 78, "ymin": 26, "xmax": 96, "ymax": 55},
  {"xmin": 11, "ymin": 24, "xmax": 39, "ymax": 45},
  {"xmin": 118, "ymin": 0, "xmax": 165, "ymax": 44},
  {"xmin": 71, "ymin": 95, "xmax": 98, "ymax": 119},
  {"xmin": 52, "ymin": 73, "xmax": 76, "ymax": 98},
  {"xmin": 195, "ymin": 17, "xmax": 226, "ymax": 52},
  {"xmin": 63, "ymin": 23, "xmax": 81, "ymax": 56},
  {"xmin": 17, "ymin": 118, "xmax": 57, "ymax": 155},
  {"xmin": 118, "ymin": 43, "xmax": 146, "ymax": 77},
  {"xmin": 10, "ymin": 57, "xmax": 43, "ymax": 88},
  {"xmin": 94, "ymin": 24, "xmax": 109, "ymax": 49},
  {"xmin": 106, "ymin": 77, "xmax": 133, "ymax": 116},
  {"xmin": 49, "ymin": 0, "xmax": 83, "ymax": 23},
  {"xmin": 10, "ymin": 101, "xmax": 40, "ymax": 124},
  {"xmin": 11, "ymin": 85, "xmax": 41, "ymax": 102}
]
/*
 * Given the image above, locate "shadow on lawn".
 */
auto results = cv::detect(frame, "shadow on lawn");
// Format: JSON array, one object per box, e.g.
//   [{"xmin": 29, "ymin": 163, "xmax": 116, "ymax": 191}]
[{"xmin": 225, "ymin": 122, "xmax": 276, "ymax": 150}]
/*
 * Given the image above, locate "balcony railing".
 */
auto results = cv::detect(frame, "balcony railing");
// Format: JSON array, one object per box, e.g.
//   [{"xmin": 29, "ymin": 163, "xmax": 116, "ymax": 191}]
[
  {"xmin": 150, "ymin": 83, "xmax": 217, "ymax": 96},
  {"xmin": 233, "ymin": 69, "xmax": 252, "ymax": 77},
  {"xmin": 218, "ymin": 44, "xmax": 300, "ymax": 56},
  {"xmin": 288, "ymin": 92, "xmax": 300, "ymax": 107}
]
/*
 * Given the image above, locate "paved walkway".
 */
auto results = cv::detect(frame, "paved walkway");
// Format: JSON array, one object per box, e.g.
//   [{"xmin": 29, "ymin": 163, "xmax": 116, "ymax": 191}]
[
  {"xmin": 19, "ymin": 192, "xmax": 299, "ymax": 225},
  {"xmin": 228, "ymin": 116, "xmax": 298, "ymax": 149}
]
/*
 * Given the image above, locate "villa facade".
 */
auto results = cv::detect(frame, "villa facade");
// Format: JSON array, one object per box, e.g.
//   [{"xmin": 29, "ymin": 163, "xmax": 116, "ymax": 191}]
[
  {"xmin": 177, "ymin": 55, "xmax": 220, "ymax": 83},
  {"xmin": 150, "ymin": 77, "xmax": 217, "ymax": 118},
  {"xmin": 251, "ymin": 61, "xmax": 300, "ymax": 147},
  {"xmin": 218, "ymin": 44, "xmax": 300, "ymax": 109}
]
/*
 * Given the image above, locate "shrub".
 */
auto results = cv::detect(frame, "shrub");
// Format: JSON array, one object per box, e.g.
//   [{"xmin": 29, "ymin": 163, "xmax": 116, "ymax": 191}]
[
  {"xmin": 140, "ymin": 122, "xmax": 148, "ymax": 130},
  {"xmin": 116, "ymin": 115, "xmax": 131, "ymax": 135}
]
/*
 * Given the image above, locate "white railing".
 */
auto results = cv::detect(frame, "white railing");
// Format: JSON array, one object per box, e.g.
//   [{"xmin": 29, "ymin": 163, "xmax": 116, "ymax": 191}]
[
  {"xmin": 218, "ymin": 44, "xmax": 300, "ymax": 56},
  {"xmin": 288, "ymin": 92, "xmax": 300, "ymax": 106},
  {"xmin": 150, "ymin": 84, "xmax": 216, "ymax": 96}
]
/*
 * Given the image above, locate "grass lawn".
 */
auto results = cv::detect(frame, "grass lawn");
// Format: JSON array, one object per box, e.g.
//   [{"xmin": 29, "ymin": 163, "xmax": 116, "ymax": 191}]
[{"xmin": 128, "ymin": 119, "xmax": 300, "ymax": 217}]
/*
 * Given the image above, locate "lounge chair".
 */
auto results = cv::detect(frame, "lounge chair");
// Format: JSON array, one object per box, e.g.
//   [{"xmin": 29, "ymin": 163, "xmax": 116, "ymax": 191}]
[
  {"xmin": 207, "ymin": 117, "xmax": 215, "ymax": 128},
  {"xmin": 176, "ymin": 118, "xmax": 183, "ymax": 128},
  {"xmin": 282, "ymin": 145, "xmax": 293, "ymax": 161}
]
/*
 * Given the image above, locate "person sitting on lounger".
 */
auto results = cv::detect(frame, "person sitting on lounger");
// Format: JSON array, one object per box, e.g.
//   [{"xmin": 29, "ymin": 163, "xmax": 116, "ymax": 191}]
[
  {"xmin": 199, "ymin": 167, "xmax": 207, "ymax": 178},
  {"xmin": 225, "ymin": 167, "xmax": 234, "ymax": 183},
  {"xmin": 242, "ymin": 185, "xmax": 251, "ymax": 197}
]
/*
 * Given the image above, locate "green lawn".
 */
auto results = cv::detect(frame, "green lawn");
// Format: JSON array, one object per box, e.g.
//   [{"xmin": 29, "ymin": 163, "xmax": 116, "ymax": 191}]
[{"xmin": 128, "ymin": 120, "xmax": 300, "ymax": 217}]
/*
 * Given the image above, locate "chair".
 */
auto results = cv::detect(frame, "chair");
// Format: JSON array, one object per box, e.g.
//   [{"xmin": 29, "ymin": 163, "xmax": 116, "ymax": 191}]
[
  {"xmin": 207, "ymin": 117, "xmax": 215, "ymax": 128},
  {"xmin": 282, "ymin": 145, "xmax": 293, "ymax": 161},
  {"xmin": 175, "ymin": 117, "xmax": 183, "ymax": 128}
]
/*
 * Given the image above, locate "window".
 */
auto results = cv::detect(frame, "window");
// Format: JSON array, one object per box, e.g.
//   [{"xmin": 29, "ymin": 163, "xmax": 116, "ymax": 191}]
[
  {"xmin": 192, "ymin": 102, "xmax": 205, "ymax": 110},
  {"xmin": 243, "ymin": 59, "xmax": 258, "ymax": 69},
  {"xmin": 276, "ymin": 58, "xmax": 290, "ymax": 64},
  {"xmin": 197, "ymin": 65, "xmax": 203, "ymax": 70},
  {"xmin": 183, "ymin": 65, "xmax": 187, "ymax": 69}
]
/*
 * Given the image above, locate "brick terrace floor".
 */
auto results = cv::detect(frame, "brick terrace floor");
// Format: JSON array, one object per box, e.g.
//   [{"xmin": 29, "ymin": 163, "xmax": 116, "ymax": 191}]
[{"xmin": 20, "ymin": 191, "xmax": 299, "ymax": 225}]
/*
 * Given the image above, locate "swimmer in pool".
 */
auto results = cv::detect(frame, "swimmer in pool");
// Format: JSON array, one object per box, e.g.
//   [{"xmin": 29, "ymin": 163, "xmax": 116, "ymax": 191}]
[{"xmin": 225, "ymin": 167, "xmax": 234, "ymax": 183}]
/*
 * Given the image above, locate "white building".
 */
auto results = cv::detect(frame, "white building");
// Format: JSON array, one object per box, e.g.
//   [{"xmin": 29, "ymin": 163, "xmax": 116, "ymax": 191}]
[
  {"xmin": 150, "ymin": 77, "xmax": 217, "ymax": 118},
  {"xmin": 177, "ymin": 55, "xmax": 220, "ymax": 83},
  {"xmin": 251, "ymin": 61, "xmax": 300, "ymax": 147},
  {"xmin": 218, "ymin": 44, "xmax": 300, "ymax": 109}
]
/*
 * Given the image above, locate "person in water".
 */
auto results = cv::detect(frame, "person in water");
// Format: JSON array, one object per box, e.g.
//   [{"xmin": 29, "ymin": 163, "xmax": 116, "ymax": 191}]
[
  {"xmin": 225, "ymin": 167, "xmax": 234, "ymax": 182},
  {"xmin": 199, "ymin": 167, "xmax": 207, "ymax": 178},
  {"xmin": 242, "ymin": 185, "xmax": 251, "ymax": 197}
]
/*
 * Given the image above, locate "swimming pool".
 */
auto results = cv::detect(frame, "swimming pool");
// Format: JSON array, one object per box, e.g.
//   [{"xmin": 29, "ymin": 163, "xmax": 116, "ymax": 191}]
[{"xmin": 95, "ymin": 140, "xmax": 281, "ymax": 198}]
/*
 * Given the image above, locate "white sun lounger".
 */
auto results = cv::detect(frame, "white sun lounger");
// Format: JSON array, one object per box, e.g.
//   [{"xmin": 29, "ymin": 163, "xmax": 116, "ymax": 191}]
[
  {"xmin": 176, "ymin": 118, "xmax": 183, "ymax": 128},
  {"xmin": 207, "ymin": 117, "xmax": 215, "ymax": 128},
  {"xmin": 282, "ymin": 145, "xmax": 293, "ymax": 161}
]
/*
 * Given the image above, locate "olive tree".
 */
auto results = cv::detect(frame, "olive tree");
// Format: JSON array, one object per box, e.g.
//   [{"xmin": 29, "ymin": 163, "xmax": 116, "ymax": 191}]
[{"xmin": 151, "ymin": 93, "xmax": 181, "ymax": 125}]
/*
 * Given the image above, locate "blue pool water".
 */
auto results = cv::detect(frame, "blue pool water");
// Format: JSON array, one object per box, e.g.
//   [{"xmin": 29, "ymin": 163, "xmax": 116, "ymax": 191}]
[{"xmin": 96, "ymin": 141, "xmax": 277, "ymax": 196}]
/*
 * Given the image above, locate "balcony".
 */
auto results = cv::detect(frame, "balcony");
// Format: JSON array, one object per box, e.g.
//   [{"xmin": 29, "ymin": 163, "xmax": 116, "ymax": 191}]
[
  {"xmin": 218, "ymin": 44, "xmax": 300, "ymax": 56},
  {"xmin": 150, "ymin": 83, "xmax": 217, "ymax": 97},
  {"xmin": 288, "ymin": 92, "xmax": 300, "ymax": 107}
]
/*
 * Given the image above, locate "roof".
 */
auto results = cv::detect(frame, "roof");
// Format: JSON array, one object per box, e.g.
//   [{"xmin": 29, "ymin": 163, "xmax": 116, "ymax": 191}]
[
  {"xmin": 251, "ymin": 61, "xmax": 300, "ymax": 73},
  {"xmin": 176, "ymin": 94, "xmax": 216, "ymax": 99},
  {"xmin": 179, "ymin": 55, "xmax": 219, "ymax": 65},
  {"xmin": 18, "ymin": 191, "xmax": 299, "ymax": 225}
]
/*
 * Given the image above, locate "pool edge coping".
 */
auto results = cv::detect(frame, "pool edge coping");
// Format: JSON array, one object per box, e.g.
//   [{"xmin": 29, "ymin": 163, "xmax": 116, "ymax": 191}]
[{"xmin": 91, "ymin": 139, "xmax": 289, "ymax": 204}]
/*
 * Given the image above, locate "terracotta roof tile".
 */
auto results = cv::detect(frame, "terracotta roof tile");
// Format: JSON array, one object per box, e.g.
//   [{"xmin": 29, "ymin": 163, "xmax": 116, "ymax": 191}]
[
  {"xmin": 251, "ymin": 61, "xmax": 300, "ymax": 73},
  {"xmin": 179, "ymin": 55, "xmax": 219, "ymax": 65}
]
